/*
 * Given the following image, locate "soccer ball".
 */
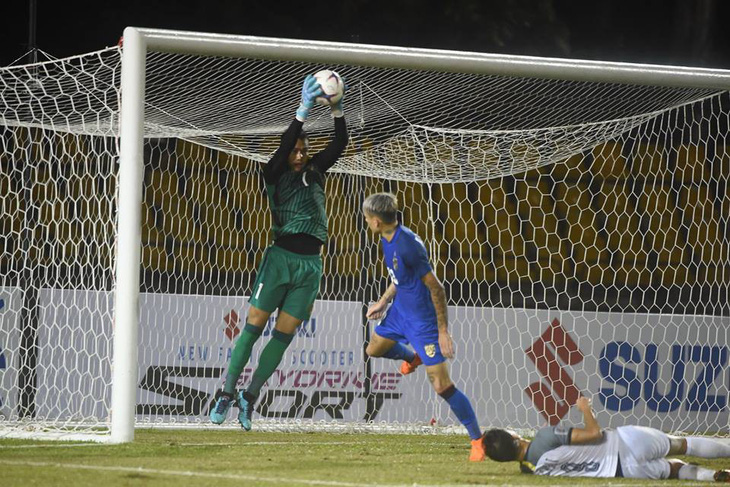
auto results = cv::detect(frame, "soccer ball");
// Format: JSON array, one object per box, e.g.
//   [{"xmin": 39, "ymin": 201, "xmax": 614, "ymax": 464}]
[{"xmin": 313, "ymin": 69, "xmax": 344, "ymax": 106}]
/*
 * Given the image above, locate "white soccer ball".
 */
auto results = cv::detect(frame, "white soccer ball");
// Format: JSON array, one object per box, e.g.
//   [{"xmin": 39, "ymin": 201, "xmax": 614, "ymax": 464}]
[{"xmin": 313, "ymin": 69, "xmax": 344, "ymax": 106}]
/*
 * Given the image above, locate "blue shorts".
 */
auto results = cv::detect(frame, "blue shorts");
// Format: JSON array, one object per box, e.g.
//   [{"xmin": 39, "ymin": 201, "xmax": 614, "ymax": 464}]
[{"xmin": 374, "ymin": 305, "xmax": 445, "ymax": 366}]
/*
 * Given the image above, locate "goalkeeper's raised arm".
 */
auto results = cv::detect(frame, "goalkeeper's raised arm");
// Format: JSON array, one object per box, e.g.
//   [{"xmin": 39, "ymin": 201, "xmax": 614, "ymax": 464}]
[{"xmin": 264, "ymin": 74, "xmax": 348, "ymax": 185}]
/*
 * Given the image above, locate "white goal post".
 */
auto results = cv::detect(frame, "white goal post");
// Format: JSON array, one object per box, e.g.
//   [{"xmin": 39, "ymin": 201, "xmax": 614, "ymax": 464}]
[{"xmin": 0, "ymin": 27, "xmax": 728, "ymax": 444}]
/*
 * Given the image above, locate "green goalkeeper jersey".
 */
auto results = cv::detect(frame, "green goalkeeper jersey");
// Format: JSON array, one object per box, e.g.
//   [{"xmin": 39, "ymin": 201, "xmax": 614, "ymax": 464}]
[
  {"xmin": 262, "ymin": 117, "xmax": 348, "ymax": 245},
  {"xmin": 266, "ymin": 167, "xmax": 327, "ymax": 243}
]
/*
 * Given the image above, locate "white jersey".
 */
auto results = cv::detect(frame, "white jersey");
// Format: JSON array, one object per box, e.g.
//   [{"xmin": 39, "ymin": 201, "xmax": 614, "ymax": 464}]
[{"xmin": 535, "ymin": 430, "xmax": 619, "ymax": 477}]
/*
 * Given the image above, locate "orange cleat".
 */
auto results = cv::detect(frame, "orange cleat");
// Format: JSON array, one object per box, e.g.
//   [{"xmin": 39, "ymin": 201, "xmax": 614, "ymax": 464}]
[
  {"xmin": 400, "ymin": 353, "xmax": 422, "ymax": 375},
  {"xmin": 469, "ymin": 435, "xmax": 486, "ymax": 462}
]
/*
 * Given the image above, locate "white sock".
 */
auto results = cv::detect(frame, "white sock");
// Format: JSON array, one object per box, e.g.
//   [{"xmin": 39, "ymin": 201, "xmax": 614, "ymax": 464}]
[
  {"xmin": 678, "ymin": 464, "xmax": 717, "ymax": 482},
  {"xmin": 686, "ymin": 437, "xmax": 730, "ymax": 458}
]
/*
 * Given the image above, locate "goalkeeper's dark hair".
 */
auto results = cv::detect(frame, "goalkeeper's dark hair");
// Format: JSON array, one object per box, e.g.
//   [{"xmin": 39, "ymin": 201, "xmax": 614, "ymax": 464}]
[
  {"xmin": 363, "ymin": 192, "xmax": 398, "ymax": 224},
  {"xmin": 280, "ymin": 130, "xmax": 309, "ymax": 143},
  {"xmin": 483, "ymin": 429, "xmax": 521, "ymax": 462}
]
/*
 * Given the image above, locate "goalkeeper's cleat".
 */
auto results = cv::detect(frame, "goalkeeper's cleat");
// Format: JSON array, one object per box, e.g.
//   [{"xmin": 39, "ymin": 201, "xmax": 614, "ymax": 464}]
[
  {"xmin": 209, "ymin": 390, "xmax": 235, "ymax": 425},
  {"xmin": 400, "ymin": 353, "xmax": 422, "ymax": 375},
  {"xmin": 715, "ymin": 470, "xmax": 730, "ymax": 482},
  {"xmin": 469, "ymin": 434, "xmax": 486, "ymax": 462},
  {"xmin": 237, "ymin": 390, "xmax": 255, "ymax": 431}
]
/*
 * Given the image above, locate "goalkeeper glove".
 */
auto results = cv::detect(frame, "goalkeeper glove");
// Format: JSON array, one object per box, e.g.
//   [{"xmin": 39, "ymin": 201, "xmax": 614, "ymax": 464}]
[{"xmin": 296, "ymin": 74, "xmax": 323, "ymax": 122}]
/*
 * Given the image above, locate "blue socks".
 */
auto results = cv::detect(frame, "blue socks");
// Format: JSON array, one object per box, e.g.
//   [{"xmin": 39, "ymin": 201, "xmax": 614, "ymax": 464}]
[
  {"xmin": 382, "ymin": 343, "xmax": 415, "ymax": 363},
  {"xmin": 440, "ymin": 385, "xmax": 481, "ymax": 440},
  {"xmin": 381, "ymin": 345, "xmax": 481, "ymax": 441}
]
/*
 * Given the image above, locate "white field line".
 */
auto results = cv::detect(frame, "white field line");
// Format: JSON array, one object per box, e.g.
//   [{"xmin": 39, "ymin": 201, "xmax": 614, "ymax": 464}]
[
  {"xmin": 0, "ymin": 459, "xmax": 710, "ymax": 487},
  {"xmin": 0, "ymin": 440, "xmax": 357, "ymax": 449},
  {"xmin": 178, "ymin": 440, "xmax": 355, "ymax": 446},
  {"xmin": 0, "ymin": 439, "xmax": 459, "ymax": 449},
  {"xmin": 0, "ymin": 443, "xmax": 103, "ymax": 449}
]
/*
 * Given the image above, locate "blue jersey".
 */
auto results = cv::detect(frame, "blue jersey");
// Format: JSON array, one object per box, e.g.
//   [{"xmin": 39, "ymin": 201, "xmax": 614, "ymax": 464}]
[{"xmin": 381, "ymin": 225, "xmax": 436, "ymax": 324}]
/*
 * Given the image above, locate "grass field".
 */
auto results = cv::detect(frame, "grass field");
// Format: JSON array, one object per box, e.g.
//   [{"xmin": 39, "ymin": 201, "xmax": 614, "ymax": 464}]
[{"xmin": 0, "ymin": 429, "xmax": 725, "ymax": 486}]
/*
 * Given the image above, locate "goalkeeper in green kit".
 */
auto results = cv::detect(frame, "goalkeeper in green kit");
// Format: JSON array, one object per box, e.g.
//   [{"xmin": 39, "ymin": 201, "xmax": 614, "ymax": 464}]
[{"xmin": 210, "ymin": 74, "xmax": 348, "ymax": 429}]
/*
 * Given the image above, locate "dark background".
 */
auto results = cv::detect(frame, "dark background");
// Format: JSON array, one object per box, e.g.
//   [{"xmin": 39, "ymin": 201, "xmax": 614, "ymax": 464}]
[{"xmin": 1, "ymin": 0, "xmax": 729, "ymax": 69}]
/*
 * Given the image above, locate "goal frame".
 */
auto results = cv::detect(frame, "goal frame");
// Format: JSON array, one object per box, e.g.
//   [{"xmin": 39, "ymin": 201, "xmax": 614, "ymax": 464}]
[{"xmin": 113, "ymin": 26, "xmax": 730, "ymax": 443}]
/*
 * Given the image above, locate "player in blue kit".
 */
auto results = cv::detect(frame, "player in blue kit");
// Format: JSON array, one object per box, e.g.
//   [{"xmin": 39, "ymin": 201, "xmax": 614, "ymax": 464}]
[{"xmin": 362, "ymin": 192, "xmax": 485, "ymax": 462}]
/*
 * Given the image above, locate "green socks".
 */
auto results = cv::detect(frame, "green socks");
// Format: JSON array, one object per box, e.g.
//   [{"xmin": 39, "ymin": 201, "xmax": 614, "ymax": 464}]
[
  {"xmin": 247, "ymin": 329, "xmax": 295, "ymax": 398},
  {"xmin": 223, "ymin": 324, "xmax": 263, "ymax": 394},
  {"xmin": 223, "ymin": 325, "xmax": 295, "ymax": 400}
]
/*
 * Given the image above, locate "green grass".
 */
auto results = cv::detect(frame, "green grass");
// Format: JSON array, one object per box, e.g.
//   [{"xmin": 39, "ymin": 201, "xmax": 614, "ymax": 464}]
[{"xmin": 0, "ymin": 429, "xmax": 723, "ymax": 486}]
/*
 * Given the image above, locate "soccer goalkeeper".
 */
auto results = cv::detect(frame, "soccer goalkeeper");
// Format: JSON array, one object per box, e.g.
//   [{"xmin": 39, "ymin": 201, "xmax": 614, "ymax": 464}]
[{"xmin": 210, "ymin": 74, "xmax": 348, "ymax": 430}]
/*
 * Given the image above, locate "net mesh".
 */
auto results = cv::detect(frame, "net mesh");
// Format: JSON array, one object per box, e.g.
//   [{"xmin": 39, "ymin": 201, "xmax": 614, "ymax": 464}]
[{"xmin": 0, "ymin": 43, "xmax": 728, "ymax": 439}]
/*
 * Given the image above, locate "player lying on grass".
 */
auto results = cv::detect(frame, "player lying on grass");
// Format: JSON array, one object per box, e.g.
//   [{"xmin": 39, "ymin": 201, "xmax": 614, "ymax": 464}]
[
  {"xmin": 484, "ymin": 395, "xmax": 730, "ymax": 481},
  {"xmin": 209, "ymin": 73, "xmax": 348, "ymax": 430},
  {"xmin": 362, "ymin": 192, "xmax": 485, "ymax": 462}
]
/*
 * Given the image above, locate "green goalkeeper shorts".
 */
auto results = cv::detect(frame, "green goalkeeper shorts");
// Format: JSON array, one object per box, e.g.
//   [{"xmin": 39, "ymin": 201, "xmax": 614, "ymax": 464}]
[{"xmin": 248, "ymin": 244, "xmax": 322, "ymax": 321}]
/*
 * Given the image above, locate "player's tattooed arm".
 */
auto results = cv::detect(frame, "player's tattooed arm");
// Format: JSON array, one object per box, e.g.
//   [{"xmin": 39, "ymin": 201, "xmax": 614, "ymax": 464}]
[
  {"xmin": 421, "ymin": 271, "xmax": 454, "ymax": 358},
  {"xmin": 422, "ymin": 272, "xmax": 448, "ymax": 331},
  {"xmin": 422, "ymin": 271, "xmax": 454, "ymax": 358}
]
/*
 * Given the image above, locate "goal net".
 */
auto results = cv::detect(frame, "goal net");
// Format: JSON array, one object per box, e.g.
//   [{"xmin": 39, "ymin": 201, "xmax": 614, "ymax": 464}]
[{"xmin": 0, "ymin": 30, "xmax": 728, "ymax": 441}]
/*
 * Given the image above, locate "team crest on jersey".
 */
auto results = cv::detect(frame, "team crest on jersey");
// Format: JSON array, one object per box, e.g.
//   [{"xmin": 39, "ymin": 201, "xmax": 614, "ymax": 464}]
[
  {"xmin": 392, "ymin": 252, "xmax": 398, "ymax": 271},
  {"xmin": 424, "ymin": 344, "xmax": 436, "ymax": 358}
]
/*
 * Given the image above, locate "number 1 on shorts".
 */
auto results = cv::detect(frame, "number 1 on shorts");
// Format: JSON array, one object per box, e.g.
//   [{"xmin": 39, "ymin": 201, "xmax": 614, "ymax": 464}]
[{"xmin": 255, "ymin": 282, "xmax": 264, "ymax": 299}]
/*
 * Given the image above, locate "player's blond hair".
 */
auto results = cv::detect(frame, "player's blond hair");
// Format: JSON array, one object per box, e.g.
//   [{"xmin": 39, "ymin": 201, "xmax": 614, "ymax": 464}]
[{"xmin": 363, "ymin": 192, "xmax": 398, "ymax": 224}]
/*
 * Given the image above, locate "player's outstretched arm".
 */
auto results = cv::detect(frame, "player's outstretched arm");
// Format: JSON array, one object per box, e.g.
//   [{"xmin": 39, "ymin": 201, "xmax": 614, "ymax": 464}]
[
  {"xmin": 310, "ymin": 85, "xmax": 348, "ymax": 174},
  {"xmin": 422, "ymin": 272, "xmax": 454, "ymax": 358},
  {"xmin": 570, "ymin": 396, "xmax": 603, "ymax": 444},
  {"xmin": 263, "ymin": 75, "xmax": 322, "ymax": 184},
  {"xmin": 367, "ymin": 283, "xmax": 396, "ymax": 320}
]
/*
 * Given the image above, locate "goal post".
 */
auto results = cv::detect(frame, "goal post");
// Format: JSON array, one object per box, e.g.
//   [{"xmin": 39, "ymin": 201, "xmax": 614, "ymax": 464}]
[
  {"xmin": 0, "ymin": 27, "xmax": 728, "ymax": 443},
  {"xmin": 111, "ymin": 26, "xmax": 146, "ymax": 444},
  {"xmin": 137, "ymin": 28, "xmax": 730, "ymax": 89}
]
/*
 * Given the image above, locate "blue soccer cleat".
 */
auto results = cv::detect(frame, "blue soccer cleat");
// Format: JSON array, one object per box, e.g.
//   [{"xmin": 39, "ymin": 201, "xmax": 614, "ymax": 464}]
[
  {"xmin": 237, "ymin": 390, "xmax": 255, "ymax": 431},
  {"xmin": 209, "ymin": 390, "xmax": 235, "ymax": 424}
]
